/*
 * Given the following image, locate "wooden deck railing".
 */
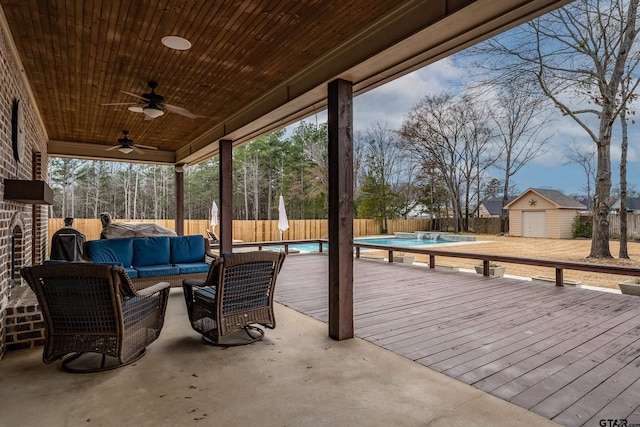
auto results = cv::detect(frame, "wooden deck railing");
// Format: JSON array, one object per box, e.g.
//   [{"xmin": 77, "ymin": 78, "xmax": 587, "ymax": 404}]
[{"xmin": 226, "ymin": 239, "xmax": 640, "ymax": 287}]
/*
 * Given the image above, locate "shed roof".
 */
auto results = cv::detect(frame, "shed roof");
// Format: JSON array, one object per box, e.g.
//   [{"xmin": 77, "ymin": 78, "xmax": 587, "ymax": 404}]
[{"xmin": 505, "ymin": 188, "xmax": 586, "ymax": 210}]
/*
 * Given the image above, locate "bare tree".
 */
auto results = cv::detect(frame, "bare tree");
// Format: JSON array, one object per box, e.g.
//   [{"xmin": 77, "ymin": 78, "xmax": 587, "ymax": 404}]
[
  {"xmin": 470, "ymin": 0, "xmax": 640, "ymax": 258},
  {"xmin": 486, "ymin": 81, "xmax": 552, "ymax": 231},
  {"xmin": 618, "ymin": 76, "xmax": 639, "ymax": 258},
  {"xmin": 399, "ymin": 93, "xmax": 497, "ymax": 232},
  {"xmin": 459, "ymin": 97, "xmax": 498, "ymax": 230},
  {"xmin": 564, "ymin": 139, "xmax": 596, "ymax": 210},
  {"xmin": 358, "ymin": 121, "xmax": 408, "ymax": 231}
]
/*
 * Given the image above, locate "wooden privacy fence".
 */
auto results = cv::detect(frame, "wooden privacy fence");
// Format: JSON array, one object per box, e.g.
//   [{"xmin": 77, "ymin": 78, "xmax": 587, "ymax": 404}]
[
  {"xmin": 609, "ymin": 213, "xmax": 640, "ymax": 240},
  {"xmin": 427, "ymin": 217, "xmax": 505, "ymax": 234},
  {"xmin": 48, "ymin": 218, "xmax": 433, "ymax": 246}
]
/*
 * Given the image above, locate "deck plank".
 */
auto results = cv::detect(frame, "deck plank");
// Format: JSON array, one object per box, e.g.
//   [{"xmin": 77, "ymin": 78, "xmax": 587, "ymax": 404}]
[{"xmin": 274, "ymin": 254, "xmax": 640, "ymax": 426}]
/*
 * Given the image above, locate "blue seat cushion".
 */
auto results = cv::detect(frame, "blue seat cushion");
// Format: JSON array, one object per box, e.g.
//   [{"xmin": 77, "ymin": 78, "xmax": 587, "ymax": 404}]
[
  {"xmin": 134, "ymin": 264, "xmax": 179, "ymax": 278},
  {"xmin": 170, "ymin": 235, "xmax": 205, "ymax": 264},
  {"xmin": 194, "ymin": 286, "xmax": 216, "ymax": 305},
  {"xmin": 85, "ymin": 238, "xmax": 134, "ymax": 267},
  {"xmin": 174, "ymin": 262, "xmax": 210, "ymax": 274},
  {"xmin": 133, "ymin": 236, "xmax": 170, "ymax": 267},
  {"xmin": 95, "ymin": 261, "xmax": 123, "ymax": 267},
  {"xmin": 124, "ymin": 267, "xmax": 138, "ymax": 279}
]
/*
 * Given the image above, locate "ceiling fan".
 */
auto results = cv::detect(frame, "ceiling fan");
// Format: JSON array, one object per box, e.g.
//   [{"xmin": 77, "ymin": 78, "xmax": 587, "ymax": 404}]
[
  {"xmin": 106, "ymin": 130, "xmax": 158, "ymax": 154},
  {"xmin": 102, "ymin": 81, "xmax": 201, "ymax": 120}
]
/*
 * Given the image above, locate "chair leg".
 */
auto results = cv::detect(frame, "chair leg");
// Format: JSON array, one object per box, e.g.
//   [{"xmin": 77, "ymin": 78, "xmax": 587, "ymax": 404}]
[
  {"xmin": 201, "ymin": 326, "xmax": 265, "ymax": 347},
  {"xmin": 243, "ymin": 325, "xmax": 265, "ymax": 342},
  {"xmin": 60, "ymin": 349, "xmax": 146, "ymax": 373}
]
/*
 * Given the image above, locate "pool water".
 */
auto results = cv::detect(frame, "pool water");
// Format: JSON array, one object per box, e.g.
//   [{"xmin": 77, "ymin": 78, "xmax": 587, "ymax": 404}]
[{"xmin": 281, "ymin": 237, "xmax": 446, "ymax": 254}]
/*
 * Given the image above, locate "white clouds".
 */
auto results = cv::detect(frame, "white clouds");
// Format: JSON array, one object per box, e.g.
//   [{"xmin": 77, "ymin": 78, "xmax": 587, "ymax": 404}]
[
  {"xmin": 353, "ymin": 58, "xmax": 464, "ymax": 132},
  {"xmin": 284, "ymin": 55, "xmax": 640, "ymax": 197}
]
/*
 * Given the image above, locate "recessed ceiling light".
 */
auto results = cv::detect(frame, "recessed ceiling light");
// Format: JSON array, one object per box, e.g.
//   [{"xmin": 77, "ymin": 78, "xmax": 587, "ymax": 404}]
[{"xmin": 162, "ymin": 35, "xmax": 191, "ymax": 50}]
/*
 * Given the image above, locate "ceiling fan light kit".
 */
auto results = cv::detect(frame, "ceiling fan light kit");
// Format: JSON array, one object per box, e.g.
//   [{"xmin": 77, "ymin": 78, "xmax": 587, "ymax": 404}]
[
  {"xmin": 143, "ymin": 106, "xmax": 164, "ymax": 118},
  {"xmin": 104, "ymin": 81, "xmax": 199, "ymax": 121},
  {"xmin": 108, "ymin": 130, "xmax": 159, "ymax": 155}
]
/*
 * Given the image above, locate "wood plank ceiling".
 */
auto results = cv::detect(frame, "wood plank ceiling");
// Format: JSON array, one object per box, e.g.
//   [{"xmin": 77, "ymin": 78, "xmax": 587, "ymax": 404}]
[{"xmin": 0, "ymin": 0, "xmax": 572, "ymax": 166}]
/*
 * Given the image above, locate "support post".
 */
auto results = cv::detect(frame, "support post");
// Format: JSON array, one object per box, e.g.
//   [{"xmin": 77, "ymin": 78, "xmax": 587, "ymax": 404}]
[
  {"xmin": 555, "ymin": 268, "xmax": 564, "ymax": 287},
  {"xmin": 328, "ymin": 78, "xmax": 354, "ymax": 340},
  {"xmin": 175, "ymin": 166, "xmax": 185, "ymax": 236},
  {"xmin": 219, "ymin": 140, "xmax": 233, "ymax": 254}
]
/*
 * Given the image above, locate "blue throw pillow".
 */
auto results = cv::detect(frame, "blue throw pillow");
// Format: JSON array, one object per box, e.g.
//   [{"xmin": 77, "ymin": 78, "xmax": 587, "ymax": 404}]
[
  {"xmin": 133, "ymin": 236, "xmax": 170, "ymax": 267},
  {"xmin": 86, "ymin": 238, "xmax": 134, "ymax": 267},
  {"xmin": 170, "ymin": 235, "xmax": 205, "ymax": 264}
]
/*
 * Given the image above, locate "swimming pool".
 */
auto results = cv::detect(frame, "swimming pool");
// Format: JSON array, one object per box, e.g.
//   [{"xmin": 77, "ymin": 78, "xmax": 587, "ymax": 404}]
[{"xmin": 279, "ymin": 237, "xmax": 447, "ymax": 254}]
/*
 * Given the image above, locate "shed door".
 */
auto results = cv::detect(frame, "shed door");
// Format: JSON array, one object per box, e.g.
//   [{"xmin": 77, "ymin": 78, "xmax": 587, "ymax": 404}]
[{"xmin": 522, "ymin": 211, "xmax": 546, "ymax": 237}]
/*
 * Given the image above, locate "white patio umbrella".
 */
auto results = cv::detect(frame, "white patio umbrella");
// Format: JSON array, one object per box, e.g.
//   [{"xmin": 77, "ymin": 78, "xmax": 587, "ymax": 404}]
[
  {"xmin": 278, "ymin": 195, "xmax": 289, "ymax": 240},
  {"xmin": 210, "ymin": 201, "xmax": 219, "ymax": 230}
]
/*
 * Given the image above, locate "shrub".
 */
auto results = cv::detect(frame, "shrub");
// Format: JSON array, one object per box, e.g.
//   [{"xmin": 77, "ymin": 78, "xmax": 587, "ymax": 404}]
[{"xmin": 572, "ymin": 214, "xmax": 592, "ymax": 238}]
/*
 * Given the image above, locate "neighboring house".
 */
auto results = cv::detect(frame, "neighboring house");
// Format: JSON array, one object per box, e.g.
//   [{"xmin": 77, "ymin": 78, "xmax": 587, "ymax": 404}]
[
  {"xmin": 476, "ymin": 196, "xmax": 516, "ymax": 218},
  {"xmin": 575, "ymin": 196, "xmax": 594, "ymax": 212},
  {"xmin": 406, "ymin": 204, "xmax": 432, "ymax": 219},
  {"xmin": 611, "ymin": 197, "xmax": 640, "ymax": 212},
  {"xmin": 505, "ymin": 188, "xmax": 586, "ymax": 238}
]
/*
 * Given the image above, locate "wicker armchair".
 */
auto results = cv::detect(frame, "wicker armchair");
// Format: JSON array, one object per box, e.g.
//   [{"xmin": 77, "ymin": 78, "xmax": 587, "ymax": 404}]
[
  {"xmin": 21, "ymin": 263, "xmax": 170, "ymax": 373},
  {"xmin": 182, "ymin": 251, "xmax": 286, "ymax": 346}
]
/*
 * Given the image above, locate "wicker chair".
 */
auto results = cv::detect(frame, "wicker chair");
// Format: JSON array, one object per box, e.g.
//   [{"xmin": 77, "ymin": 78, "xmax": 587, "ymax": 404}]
[
  {"xmin": 21, "ymin": 262, "xmax": 170, "ymax": 373},
  {"xmin": 182, "ymin": 251, "xmax": 286, "ymax": 346}
]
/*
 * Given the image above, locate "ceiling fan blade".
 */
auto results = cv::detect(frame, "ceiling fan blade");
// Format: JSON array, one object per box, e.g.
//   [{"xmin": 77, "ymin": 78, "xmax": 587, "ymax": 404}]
[
  {"xmin": 101, "ymin": 102, "xmax": 138, "ymax": 106},
  {"xmin": 144, "ymin": 114, "xmax": 155, "ymax": 121},
  {"xmin": 128, "ymin": 106, "xmax": 144, "ymax": 113},
  {"xmin": 164, "ymin": 103, "xmax": 201, "ymax": 119},
  {"xmin": 132, "ymin": 145, "xmax": 145, "ymax": 154},
  {"xmin": 134, "ymin": 144, "xmax": 158, "ymax": 150},
  {"xmin": 105, "ymin": 145, "xmax": 120, "ymax": 151},
  {"xmin": 121, "ymin": 90, "xmax": 150, "ymax": 101}
]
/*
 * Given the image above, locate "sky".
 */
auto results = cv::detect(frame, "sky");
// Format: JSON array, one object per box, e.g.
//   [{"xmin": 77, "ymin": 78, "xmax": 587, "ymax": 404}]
[{"xmin": 287, "ymin": 56, "xmax": 640, "ymax": 200}]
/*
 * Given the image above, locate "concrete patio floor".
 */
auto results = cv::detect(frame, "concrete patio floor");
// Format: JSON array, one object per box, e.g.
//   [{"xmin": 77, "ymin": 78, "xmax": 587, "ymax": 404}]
[{"xmin": 0, "ymin": 289, "xmax": 559, "ymax": 426}]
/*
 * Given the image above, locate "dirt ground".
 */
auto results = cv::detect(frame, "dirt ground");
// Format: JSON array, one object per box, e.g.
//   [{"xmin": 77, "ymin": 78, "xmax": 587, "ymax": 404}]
[{"xmin": 368, "ymin": 235, "xmax": 640, "ymax": 291}]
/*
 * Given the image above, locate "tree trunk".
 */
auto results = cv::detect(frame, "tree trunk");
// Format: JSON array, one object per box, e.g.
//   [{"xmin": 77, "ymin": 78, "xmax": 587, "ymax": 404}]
[
  {"xmin": 619, "ymin": 108, "xmax": 629, "ymax": 258},
  {"xmin": 589, "ymin": 110, "xmax": 613, "ymax": 259},
  {"xmin": 133, "ymin": 168, "xmax": 138, "ymax": 219},
  {"xmin": 501, "ymin": 173, "xmax": 511, "ymax": 234},
  {"xmin": 243, "ymin": 157, "xmax": 249, "ymax": 220}
]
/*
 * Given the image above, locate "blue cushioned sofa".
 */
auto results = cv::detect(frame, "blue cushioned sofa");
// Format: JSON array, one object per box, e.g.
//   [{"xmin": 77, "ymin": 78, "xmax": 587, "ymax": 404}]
[{"xmin": 83, "ymin": 235, "xmax": 215, "ymax": 290}]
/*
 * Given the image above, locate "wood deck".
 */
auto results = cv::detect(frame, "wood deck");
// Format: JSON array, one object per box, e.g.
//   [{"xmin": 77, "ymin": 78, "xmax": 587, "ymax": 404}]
[{"xmin": 274, "ymin": 254, "xmax": 640, "ymax": 427}]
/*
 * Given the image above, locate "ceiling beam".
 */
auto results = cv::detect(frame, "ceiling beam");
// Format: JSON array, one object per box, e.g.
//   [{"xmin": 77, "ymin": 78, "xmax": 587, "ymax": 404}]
[{"xmin": 48, "ymin": 140, "xmax": 175, "ymax": 164}]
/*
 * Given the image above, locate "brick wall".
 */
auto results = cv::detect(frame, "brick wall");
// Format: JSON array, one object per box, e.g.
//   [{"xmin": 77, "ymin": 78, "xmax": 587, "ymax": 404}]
[
  {"xmin": 0, "ymin": 10, "xmax": 50, "ymax": 359},
  {"xmin": 4, "ymin": 286, "xmax": 45, "ymax": 352}
]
